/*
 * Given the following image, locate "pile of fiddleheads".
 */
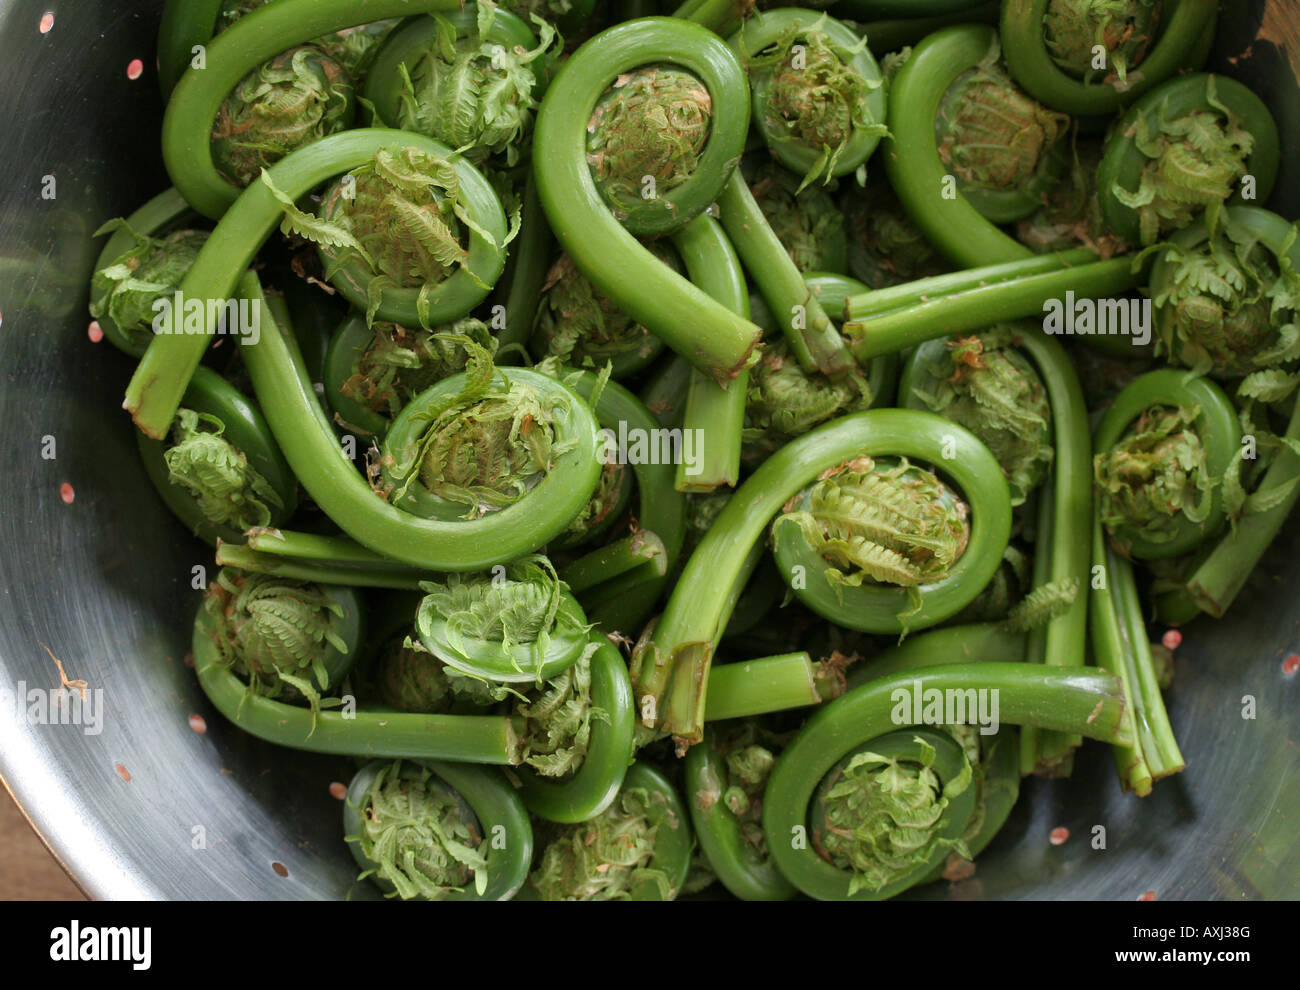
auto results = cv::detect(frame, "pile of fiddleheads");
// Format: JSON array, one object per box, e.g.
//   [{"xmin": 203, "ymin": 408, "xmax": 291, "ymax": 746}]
[{"xmin": 97, "ymin": 0, "xmax": 1296, "ymax": 900}]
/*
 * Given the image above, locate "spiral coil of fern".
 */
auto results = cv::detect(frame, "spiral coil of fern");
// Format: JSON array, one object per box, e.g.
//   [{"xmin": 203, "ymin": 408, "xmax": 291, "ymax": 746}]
[
  {"xmin": 1093, "ymin": 369, "xmax": 1241, "ymax": 559},
  {"xmin": 303, "ymin": 144, "xmax": 510, "ymax": 329},
  {"xmin": 343, "ymin": 595, "xmax": 633, "ymax": 823},
  {"xmin": 768, "ymin": 430, "xmax": 1012, "ymax": 635},
  {"xmin": 999, "ymin": 0, "xmax": 1217, "ymax": 116},
  {"xmin": 323, "ymin": 312, "xmax": 498, "ymax": 440},
  {"xmin": 520, "ymin": 762, "xmax": 693, "ymax": 900},
  {"xmin": 89, "ymin": 187, "xmax": 209, "ymax": 358},
  {"xmin": 411, "ymin": 556, "xmax": 594, "ymax": 684},
  {"xmin": 210, "ymin": 45, "xmax": 356, "ymax": 190},
  {"xmin": 532, "ymin": 17, "xmax": 764, "ymax": 384},
  {"xmin": 837, "ymin": 623, "xmax": 1024, "ymax": 881},
  {"xmin": 137, "ymin": 365, "xmax": 297, "ymax": 547},
  {"xmin": 1096, "ymin": 73, "xmax": 1279, "ymax": 247},
  {"xmin": 363, "ymin": 6, "xmax": 555, "ymax": 168},
  {"xmin": 727, "ymin": 8, "xmax": 887, "ymax": 191},
  {"xmin": 762, "ymin": 662, "xmax": 1131, "ymax": 900},
  {"xmin": 343, "ymin": 758, "xmax": 532, "ymax": 900},
  {"xmin": 375, "ymin": 358, "xmax": 602, "ymax": 548},
  {"xmin": 932, "ymin": 33, "xmax": 1071, "ymax": 224},
  {"xmin": 1147, "ymin": 206, "xmax": 1300, "ymax": 380},
  {"xmin": 632, "ymin": 408, "xmax": 1011, "ymax": 751},
  {"xmin": 127, "ymin": 129, "xmax": 510, "ymax": 441},
  {"xmin": 883, "ymin": 24, "xmax": 1048, "ymax": 267},
  {"xmin": 193, "ymin": 571, "xmax": 526, "ymax": 764},
  {"xmin": 513, "ymin": 632, "xmax": 638, "ymax": 823},
  {"xmin": 160, "ymin": 0, "xmax": 513, "ymax": 219},
  {"xmin": 202, "ymin": 566, "xmax": 362, "ymax": 709},
  {"xmin": 225, "ymin": 272, "xmax": 602, "ymax": 570}
]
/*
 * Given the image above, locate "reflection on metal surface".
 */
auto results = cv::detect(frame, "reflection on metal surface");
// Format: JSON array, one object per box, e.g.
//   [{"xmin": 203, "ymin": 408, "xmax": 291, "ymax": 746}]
[{"xmin": 0, "ymin": 0, "xmax": 1294, "ymax": 900}]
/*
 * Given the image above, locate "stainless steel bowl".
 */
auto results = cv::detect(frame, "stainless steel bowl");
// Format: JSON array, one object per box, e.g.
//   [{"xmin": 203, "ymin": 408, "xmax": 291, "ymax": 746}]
[{"xmin": 0, "ymin": 0, "xmax": 1296, "ymax": 900}]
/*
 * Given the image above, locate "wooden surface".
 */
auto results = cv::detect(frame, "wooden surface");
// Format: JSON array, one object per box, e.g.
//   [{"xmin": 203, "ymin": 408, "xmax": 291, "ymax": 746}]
[{"xmin": 0, "ymin": 787, "xmax": 86, "ymax": 900}]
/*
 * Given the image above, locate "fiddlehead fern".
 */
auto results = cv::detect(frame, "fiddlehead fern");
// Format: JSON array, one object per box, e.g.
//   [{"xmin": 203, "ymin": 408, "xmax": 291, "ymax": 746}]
[
  {"xmin": 523, "ymin": 762, "xmax": 692, "ymax": 900},
  {"xmin": 742, "ymin": 338, "xmax": 873, "ymax": 462},
  {"xmin": 211, "ymin": 45, "xmax": 356, "ymax": 189},
  {"xmin": 343, "ymin": 758, "xmax": 532, "ymax": 900},
  {"xmin": 1148, "ymin": 206, "xmax": 1300, "ymax": 381},
  {"xmin": 324, "ymin": 313, "xmax": 498, "ymax": 438},
  {"xmin": 1042, "ymin": 0, "xmax": 1159, "ymax": 83},
  {"xmin": 127, "ymin": 129, "xmax": 509, "ymax": 441},
  {"xmin": 999, "ymin": 0, "xmax": 1217, "ymax": 116},
  {"xmin": 277, "ymin": 144, "xmax": 509, "ymax": 329},
  {"xmin": 634, "ymin": 408, "xmax": 1011, "ymax": 749},
  {"xmin": 376, "ymin": 343, "xmax": 601, "ymax": 534},
  {"xmin": 138, "ymin": 367, "xmax": 298, "ymax": 546},
  {"xmin": 532, "ymin": 17, "xmax": 762, "ymax": 382},
  {"xmin": 165, "ymin": 411, "xmax": 283, "ymax": 529},
  {"xmin": 813, "ymin": 731, "xmax": 974, "ymax": 897},
  {"xmin": 202, "ymin": 567, "xmax": 360, "ymax": 709},
  {"xmin": 1092, "ymin": 368, "xmax": 1240, "ymax": 559},
  {"xmin": 587, "ymin": 65, "xmax": 714, "ymax": 223},
  {"xmin": 413, "ymin": 556, "xmax": 595, "ymax": 683},
  {"xmin": 728, "ymin": 9, "xmax": 887, "ymax": 190},
  {"xmin": 89, "ymin": 187, "xmax": 208, "ymax": 358},
  {"xmin": 771, "ymin": 456, "xmax": 980, "ymax": 634},
  {"xmin": 935, "ymin": 38, "xmax": 1070, "ymax": 224},
  {"xmin": 1098, "ymin": 74, "xmax": 1279, "ymax": 247},
  {"xmin": 883, "ymin": 24, "xmax": 1060, "ymax": 269},
  {"xmin": 364, "ymin": 6, "xmax": 557, "ymax": 167},
  {"xmin": 898, "ymin": 326, "xmax": 1054, "ymax": 507},
  {"xmin": 513, "ymin": 633, "xmax": 636, "ymax": 822},
  {"xmin": 763, "ymin": 662, "xmax": 1131, "ymax": 900}
]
